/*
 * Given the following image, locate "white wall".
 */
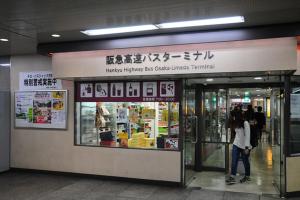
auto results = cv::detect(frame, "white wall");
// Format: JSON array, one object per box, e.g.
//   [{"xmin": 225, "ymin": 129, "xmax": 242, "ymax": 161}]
[
  {"xmin": 10, "ymin": 54, "xmax": 181, "ymax": 182},
  {"xmin": 0, "ymin": 65, "xmax": 10, "ymax": 172},
  {"xmin": 287, "ymin": 157, "xmax": 300, "ymax": 192},
  {"xmin": 296, "ymin": 46, "xmax": 300, "ymax": 75}
]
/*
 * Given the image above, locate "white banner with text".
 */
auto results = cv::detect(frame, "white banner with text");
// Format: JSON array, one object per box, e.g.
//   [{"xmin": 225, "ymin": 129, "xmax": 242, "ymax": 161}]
[{"xmin": 52, "ymin": 37, "xmax": 297, "ymax": 78}]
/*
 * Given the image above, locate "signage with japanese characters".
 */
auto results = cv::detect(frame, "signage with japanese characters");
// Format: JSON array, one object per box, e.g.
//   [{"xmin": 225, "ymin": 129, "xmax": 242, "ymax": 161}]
[
  {"xmin": 19, "ymin": 71, "xmax": 62, "ymax": 91},
  {"xmin": 104, "ymin": 50, "xmax": 215, "ymax": 75},
  {"xmin": 76, "ymin": 81, "xmax": 179, "ymax": 102},
  {"xmin": 52, "ymin": 38, "xmax": 297, "ymax": 78},
  {"xmin": 15, "ymin": 90, "xmax": 68, "ymax": 129}
]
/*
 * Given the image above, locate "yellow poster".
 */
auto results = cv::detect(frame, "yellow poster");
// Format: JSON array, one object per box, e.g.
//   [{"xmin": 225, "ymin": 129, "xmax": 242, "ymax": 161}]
[
  {"xmin": 142, "ymin": 109, "xmax": 156, "ymax": 119},
  {"xmin": 52, "ymin": 91, "xmax": 64, "ymax": 99},
  {"xmin": 129, "ymin": 108, "xmax": 139, "ymax": 123}
]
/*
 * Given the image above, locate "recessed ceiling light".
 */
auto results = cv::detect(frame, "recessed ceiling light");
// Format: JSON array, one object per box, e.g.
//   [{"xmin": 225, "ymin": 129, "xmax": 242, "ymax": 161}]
[
  {"xmin": 51, "ymin": 34, "xmax": 61, "ymax": 38},
  {"xmin": 156, "ymin": 16, "xmax": 244, "ymax": 29},
  {"xmin": 257, "ymin": 95, "xmax": 261, "ymax": 97},
  {"xmin": 254, "ymin": 77, "xmax": 263, "ymax": 80},
  {"xmin": 206, "ymin": 78, "xmax": 214, "ymax": 82},
  {"xmin": 81, "ymin": 24, "xmax": 158, "ymax": 36},
  {"xmin": 0, "ymin": 63, "xmax": 10, "ymax": 67},
  {"xmin": 256, "ymin": 89, "xmax": 261, "ymax": 92},
  {"xmin": 0, "ymin": 38, "xmax": 9, "ymax": 42}
]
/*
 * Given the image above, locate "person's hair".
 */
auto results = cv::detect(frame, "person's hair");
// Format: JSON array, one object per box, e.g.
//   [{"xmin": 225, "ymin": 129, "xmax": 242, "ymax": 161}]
[
  {"xmin": 257, "ymin": 106, "xmax": 262, "ymax": 112},
  {"xmin": 247, "ymin": 104, "xmax": 253, "ymax": 111},
  {"xmin": 245, "ymin": 104, "xmax": 254, "ymax": 121},
  {"xmin": 234, "ymin": 111, "xmax": 244, "ymax": 129}
]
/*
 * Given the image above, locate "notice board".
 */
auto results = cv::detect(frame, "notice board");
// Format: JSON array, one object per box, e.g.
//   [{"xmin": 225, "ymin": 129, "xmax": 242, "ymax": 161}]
[{"xmin": 15, "ymin": 90, "xmax": 68, "ymax": 129}]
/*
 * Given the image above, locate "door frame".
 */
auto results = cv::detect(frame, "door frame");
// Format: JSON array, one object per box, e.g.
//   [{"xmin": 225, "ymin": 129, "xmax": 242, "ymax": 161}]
[
  {"xmin": 191, "ymin": 81, "xmax": 285, "ymax": 171},
  {"xmin": 195, "ymin": 86, "xmax": 230, "ymax": 172},
  {"xmin": 182, "ymin": 77, "xmax": 291, "ymax": 197}
]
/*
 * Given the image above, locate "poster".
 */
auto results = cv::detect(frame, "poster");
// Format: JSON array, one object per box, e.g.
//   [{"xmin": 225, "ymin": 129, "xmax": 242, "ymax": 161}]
[
  {"xmin": 291, "ymin": 94, "xmax": 300, "ymax": 119},
  {"xmin": 129, "ymin": 108, "xmax": 139, "ymax": 123},
  {"xmin": 143, "ymin": 82, "xmax": 157, "ymax": 97},
  {"xmin": 141, "ymin": 109, "xmax": 156, "ymax": 119},
  {"xmin": 76, "ymin": 80, "xmax": 179, "ymax": 102},
  {"xmin": 126, "ymin": 82, "xmax": 140, "ymax": 97},
  {"xmin": 116, "ymin": 108, "xmax": 128, "ymax": 123},
  {"xmin": 15, "ymin": 90, "xmax": 67, "ymax": 129},
  {"xmin": 110, "ymin": 82, "xmax": 124, "ymax": 97},
  {"xmin": 80, "ymin": 83, "xmax": 93, "ymax": 97},
  {"xmin": 19, "ymin": 71, "xmax": 62, "ymax": 91},
  {"xmin": 165, "ymin": 138, "xmax": 179, "ymax": 149},
  {"xmin": 95, "ymin": 83, "xmax": 108, "ymax": 97},
  {"xmin": 160, "ymin": 81, "xmax": 175, "ymax": 97}
]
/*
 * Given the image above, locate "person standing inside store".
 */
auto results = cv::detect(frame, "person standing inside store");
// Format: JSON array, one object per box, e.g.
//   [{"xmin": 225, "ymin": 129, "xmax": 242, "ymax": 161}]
[
  {"xmin": 226, "ymin": 113, "xmax": 252, "ymax": 184},
  {"xmin": 255, "ymin": 106, "xmax": 266, "ymax": 142}
]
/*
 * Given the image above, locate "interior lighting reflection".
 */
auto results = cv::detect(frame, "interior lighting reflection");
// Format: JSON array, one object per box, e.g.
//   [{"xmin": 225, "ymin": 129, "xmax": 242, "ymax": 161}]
[
  {"xmin": 156, "ymin": 16, "xmax": 245, "ymax": 29},
  {"xmin": 0, "ymin": 63, "xmax": 10, "ymax": 67},
  {"xmin": 254, "ymin": 77, "xmax": 263, "ymax": 80},
  {"xmin": 81, "ymin": 25, "xmax": 158, "ymax": 36}
]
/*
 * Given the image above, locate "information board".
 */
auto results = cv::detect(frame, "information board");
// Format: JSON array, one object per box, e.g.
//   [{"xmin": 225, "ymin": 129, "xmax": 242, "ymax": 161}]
[
  {"xmin": 76, "ymin": 80, "xmax": 179, "ymax": 102},
  {"xmin": 291, "ymin": 94, "xmax": 300, "ymax": 119},
  {"xmin": 15, "ymin": 90, "xmax": 68, "ymax": 129}
]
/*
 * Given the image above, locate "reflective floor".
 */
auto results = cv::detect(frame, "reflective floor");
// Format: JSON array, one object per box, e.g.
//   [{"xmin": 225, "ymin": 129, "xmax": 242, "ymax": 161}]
[
  {"xmin": 0, "ymin": 170, "xmax": 291, "ymax": 200},
  {"xmin": 189, "ymin": 133, "xmax": 280, "ymax": 195}
]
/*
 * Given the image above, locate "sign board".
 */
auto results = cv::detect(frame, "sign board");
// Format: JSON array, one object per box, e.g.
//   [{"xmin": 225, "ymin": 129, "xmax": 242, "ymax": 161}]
[
  {"xmin": 291, "ymin": 94, "xmax": 300, "ymax": 119},
  {"xmin": 15, "ymin": 90, "xmax": 67, "ymax": 129},
  {"xmin": 76, "ymin": 80, "xmax": 179, "ymax": 102},
  {"xmin": 19, "ymin": 71, "xmax": 62, "ymax": 90},
  {"xmin": 52, "ymin": 38, "xmax": 297, "ymax": 78}
]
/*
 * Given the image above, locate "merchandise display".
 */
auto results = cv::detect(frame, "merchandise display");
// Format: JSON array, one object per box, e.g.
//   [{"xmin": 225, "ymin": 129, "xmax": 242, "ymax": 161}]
[{"xmin": 76, "ymin": 101, "xmax": 179, "ymax": 150}]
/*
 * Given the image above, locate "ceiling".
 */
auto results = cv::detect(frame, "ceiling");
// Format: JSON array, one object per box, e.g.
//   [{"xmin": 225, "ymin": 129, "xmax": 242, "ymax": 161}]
[
  {"xmin": 188, "ymin": 75, "xmax": 282, "ymax": 85},
  {"xmin": 1, "ymin": 0, "xmax": 300, "ymax": 56}
]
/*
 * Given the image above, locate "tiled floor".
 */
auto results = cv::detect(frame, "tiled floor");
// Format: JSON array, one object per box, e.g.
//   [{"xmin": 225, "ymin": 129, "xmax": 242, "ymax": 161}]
[
  {"xmin": 0, "ymin": 171, "xmax": 296, "ymax": 200},
  {"xmin": 189, "ymin": 137, "xmax": 281, "ymax": 195}
]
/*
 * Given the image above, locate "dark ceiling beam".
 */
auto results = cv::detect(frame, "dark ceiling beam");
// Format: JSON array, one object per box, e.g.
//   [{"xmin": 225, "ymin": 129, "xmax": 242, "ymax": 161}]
[{"xmin": 37, "ymin": 22, "xmax": 300, "ymax": 55}]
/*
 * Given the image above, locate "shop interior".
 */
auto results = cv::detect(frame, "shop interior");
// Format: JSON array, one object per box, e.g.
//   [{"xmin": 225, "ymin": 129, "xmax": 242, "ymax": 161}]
[
  {"xmin": 185, "ymin": 76, "xmax": 285, "ymax": 195},
  {"xmin": 75, "ymin": 80, "xmax": 180, "ymax": 150},
  {"xmin": 76, "ymin": 101, "xmax": 179, "ymax": 150}
]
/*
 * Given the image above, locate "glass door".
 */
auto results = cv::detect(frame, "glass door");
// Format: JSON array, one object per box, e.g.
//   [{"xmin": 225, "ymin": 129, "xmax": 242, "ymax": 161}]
[
  {"xmin": 183, "ymin": 82, "xmax": 197, "ymax": 184},
  {"xmin": 199, "ymin": 88, "xmax": 229, "ymax": 171},
  {"xmin": 271, "ymin": 87, "xmax": 285, "ymax": 196}
]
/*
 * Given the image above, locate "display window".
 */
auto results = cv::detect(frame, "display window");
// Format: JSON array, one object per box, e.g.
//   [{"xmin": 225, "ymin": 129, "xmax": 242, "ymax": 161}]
[{"xmin": 75, "ymin": 80, "xmax": 180, "ymax": 150}]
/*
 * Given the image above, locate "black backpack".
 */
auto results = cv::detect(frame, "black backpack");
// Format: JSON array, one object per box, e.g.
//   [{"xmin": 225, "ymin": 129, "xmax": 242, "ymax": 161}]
[
  {"xmin": 246, "ymin": 110, "xmax": 258, "ymax": 148},
  {"xmin": 249, "ymin": 124, "xmax": 258, "ymax": 148}
]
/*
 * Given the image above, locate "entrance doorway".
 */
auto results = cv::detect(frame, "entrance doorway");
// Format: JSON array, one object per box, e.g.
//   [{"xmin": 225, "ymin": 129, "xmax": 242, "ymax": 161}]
[{"xmin": 183, "ymin": 76, "xmax": 286, "ymax": 196}]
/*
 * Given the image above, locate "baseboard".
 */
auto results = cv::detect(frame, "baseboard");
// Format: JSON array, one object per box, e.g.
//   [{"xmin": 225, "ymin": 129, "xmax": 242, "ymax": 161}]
[
  {"xmin": 285, "ymin": 191, "xmax": 300, "ymax": 198},
  {"xmin": 0, "ymin": 169, "xmax": 10, "ymax": 174},
  {"xmin": 9, "ymin": 168, "xmax": 182, "ymax": 187}
]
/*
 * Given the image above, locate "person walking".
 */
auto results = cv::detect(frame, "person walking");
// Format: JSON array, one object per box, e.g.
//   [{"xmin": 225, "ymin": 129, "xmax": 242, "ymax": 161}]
[
  {"xmin": 255, "ymin": 106, "xmax": 266, "ymax": 142},
  {"xmin": 226, "ymin": 113, "xmax": 252, "ymax": 184}
]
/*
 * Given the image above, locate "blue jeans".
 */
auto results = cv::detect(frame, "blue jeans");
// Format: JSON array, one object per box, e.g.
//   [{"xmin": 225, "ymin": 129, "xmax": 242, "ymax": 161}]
[{"xmin": 231, "ymin": 145, "xmax": 250, "ymax": 176}]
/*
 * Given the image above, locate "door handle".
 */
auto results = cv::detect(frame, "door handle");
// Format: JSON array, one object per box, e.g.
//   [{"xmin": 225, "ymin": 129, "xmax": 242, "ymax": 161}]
[{"xmin": 192, "ymin": 116, "xmax": 198, "ymax": 144}]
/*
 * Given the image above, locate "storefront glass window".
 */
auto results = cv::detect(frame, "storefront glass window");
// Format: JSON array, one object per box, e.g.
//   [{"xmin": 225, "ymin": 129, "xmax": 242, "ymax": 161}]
[
  {"xmin": 290, "ymin": 86, "xmax": 300, "ymax": 155},
  {"xmin": 76, "ymin": 101, "xmax": 179, "ymax": 150}
]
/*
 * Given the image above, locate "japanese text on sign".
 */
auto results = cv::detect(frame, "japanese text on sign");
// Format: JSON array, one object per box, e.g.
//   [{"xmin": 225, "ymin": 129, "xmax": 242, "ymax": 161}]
[
  {"xmin": 19, "ymin": 71, "xmax": 62, "ymax": 90},
  {"xmin": 106, "ymin": 51, "xmax": 215, "ymax": 65}
]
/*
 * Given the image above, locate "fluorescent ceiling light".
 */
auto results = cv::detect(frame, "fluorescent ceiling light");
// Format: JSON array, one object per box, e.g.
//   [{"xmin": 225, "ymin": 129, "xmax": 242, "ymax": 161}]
[
  {"xmin": 51, "ymin": 34, "xmax": 61, "ymax": 38},
  {"xmin": 81, "ymin": 24, "xmax": 158, "ymax": 36},
  {"xmin": 0, "ymin": 63, "xmax": 10, "ymax": 67},
  {"xmin": 206, "ymin": 78, "xmax": 214, "ymax": 82},
  {"xmin": 0, "ymin": 38, "xmax": 9, "ymax": 42},
  {"xmin": 156, "ymin": 16, "xmax": 244, "ymax": 29},
  {"xmin": 254, "ymin": 77, "xmax": 263, "ymax": 80}
]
